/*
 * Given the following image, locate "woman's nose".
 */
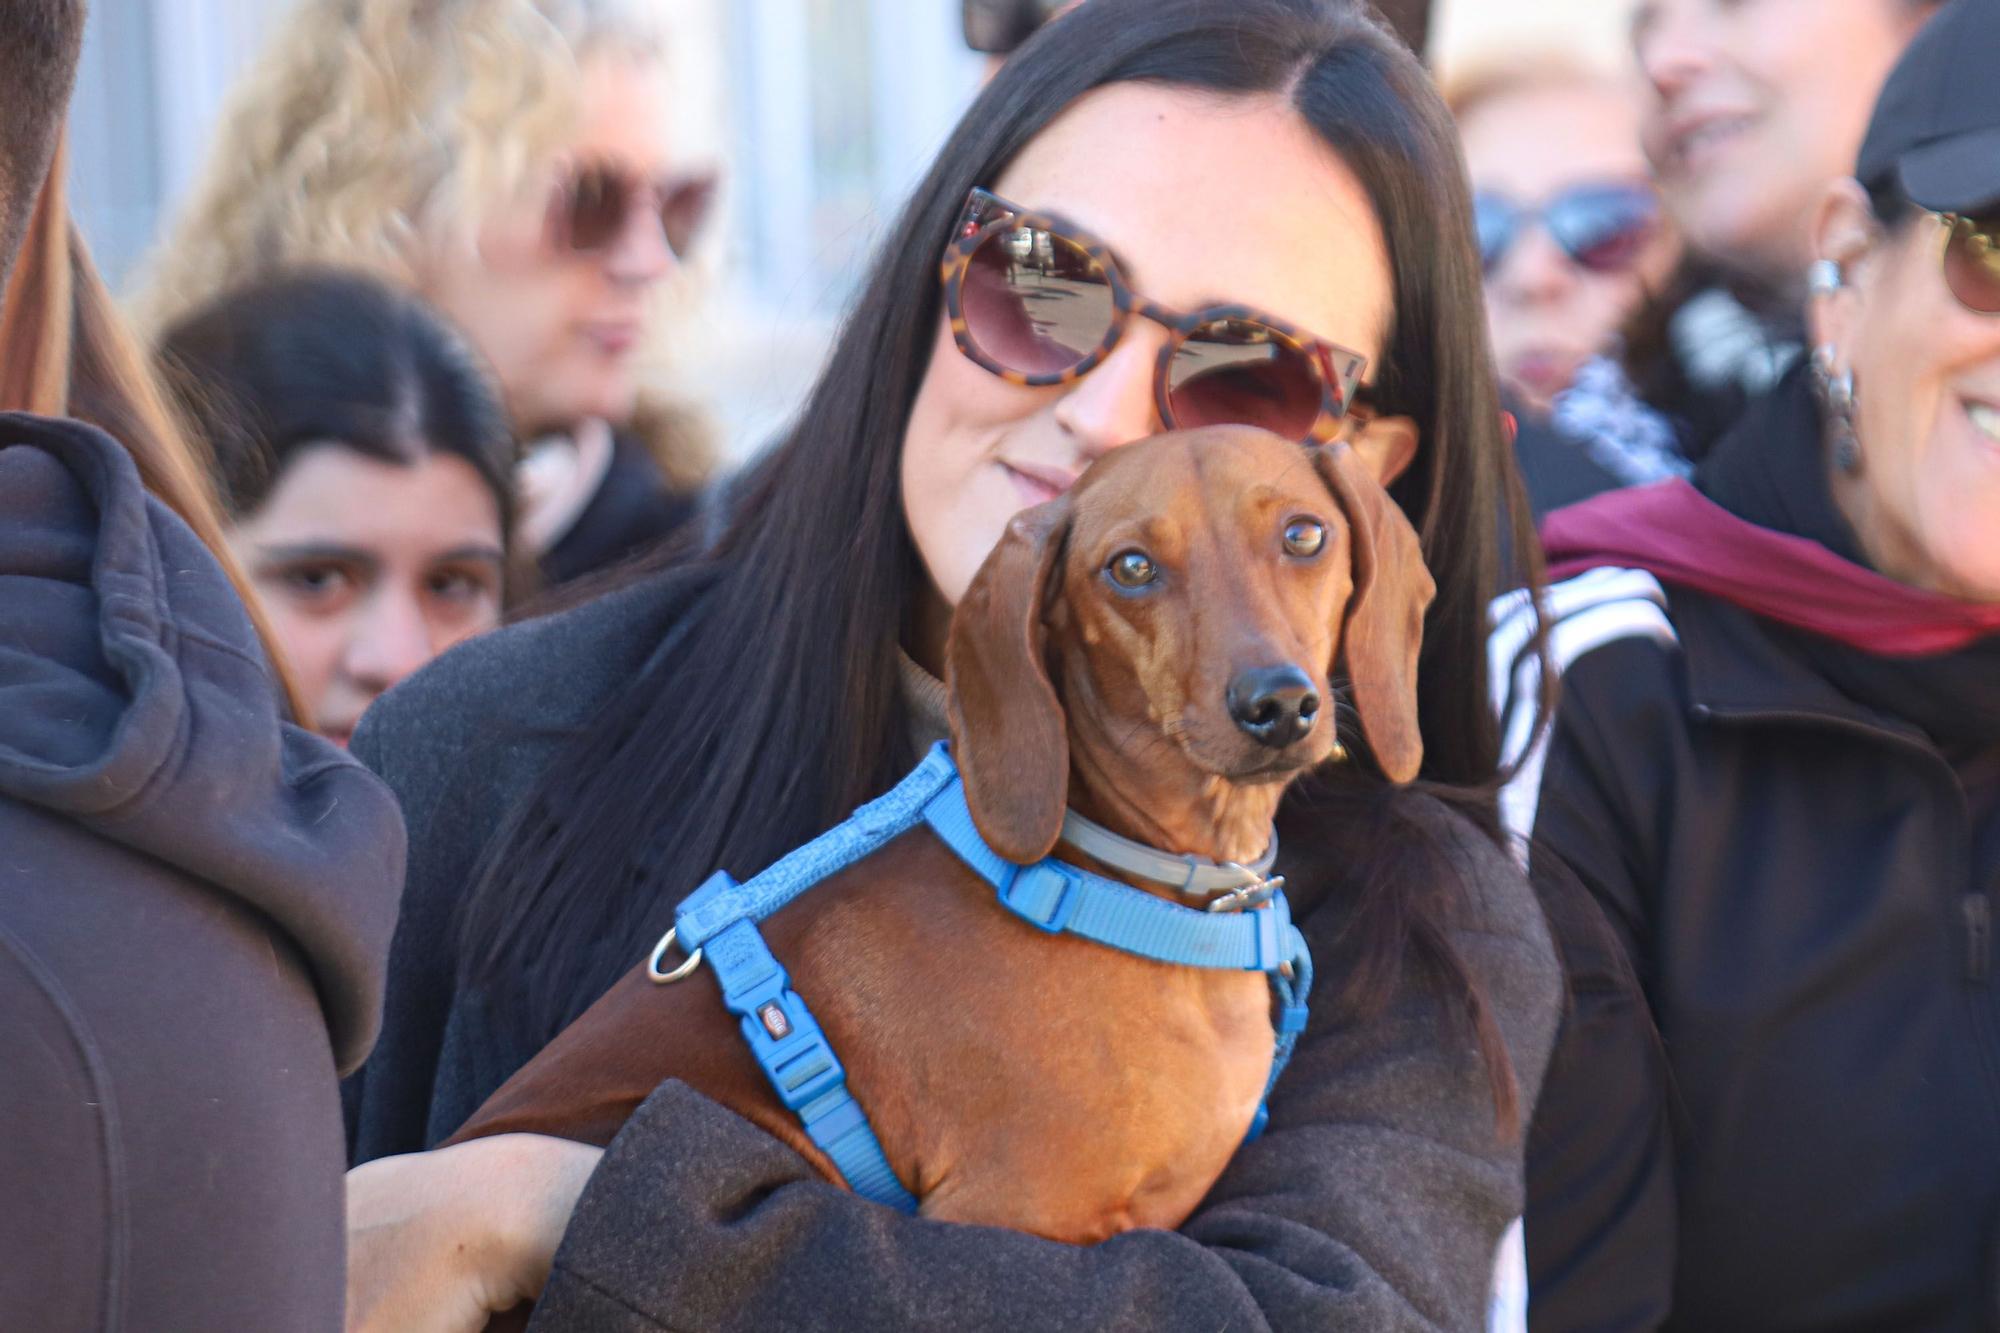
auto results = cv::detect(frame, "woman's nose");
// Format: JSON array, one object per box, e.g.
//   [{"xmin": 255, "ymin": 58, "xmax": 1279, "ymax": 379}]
[
  {"xmin": 341, "ymin": 590, "xmax": 436, "ymax": 695},
  {"xmin": 1638, "ymin": 4, "xmax": 1717, "ymax": 106},
  {"xmin": 1052, "ymin": 330, "xmax": 1165, "ymax": 459},
  {"xmin": 604, "ymin": 205, "xmax": 675, "ymax": 287}
]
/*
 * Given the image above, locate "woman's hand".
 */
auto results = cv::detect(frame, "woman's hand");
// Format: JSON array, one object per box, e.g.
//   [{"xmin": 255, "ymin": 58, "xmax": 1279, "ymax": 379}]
[{"xmin": 345, "ymin": 1133, "xmax": 604, "ymax": 1333}]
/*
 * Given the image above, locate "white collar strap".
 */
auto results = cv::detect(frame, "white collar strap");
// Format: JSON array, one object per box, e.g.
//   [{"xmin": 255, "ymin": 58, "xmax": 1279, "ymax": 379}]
[{"xmin": 1058, "ymin": 807, "xmax": 1279, "ymax": 900}]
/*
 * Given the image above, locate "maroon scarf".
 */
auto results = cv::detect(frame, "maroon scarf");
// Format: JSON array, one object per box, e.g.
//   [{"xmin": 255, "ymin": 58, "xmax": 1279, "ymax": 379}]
[{"xmin": 1542, "ymin": 479, "xmax": 2000, "ymax": 658}]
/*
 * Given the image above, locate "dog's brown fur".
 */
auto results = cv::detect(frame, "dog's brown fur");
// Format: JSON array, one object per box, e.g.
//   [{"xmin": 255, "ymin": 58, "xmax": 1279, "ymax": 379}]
[{"xmin": 451, "ymin": 426, "xmax": 1434, "ymax": 1246}]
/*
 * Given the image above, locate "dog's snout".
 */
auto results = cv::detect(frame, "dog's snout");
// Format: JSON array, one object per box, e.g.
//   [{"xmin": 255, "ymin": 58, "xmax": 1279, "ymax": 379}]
[{"xmin": 1226, "ymin": 665, "xmax": 1320, "ymax": 749}]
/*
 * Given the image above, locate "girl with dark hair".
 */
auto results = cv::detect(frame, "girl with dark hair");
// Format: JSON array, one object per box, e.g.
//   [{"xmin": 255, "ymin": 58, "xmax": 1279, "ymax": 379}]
[
  {"xmin": 342, "ymin": 2, "xmax": 1561, "ymax": 1327},
  {"xmin": 158, "ymin": 268, "xmax": 518, "ymax": 747}
]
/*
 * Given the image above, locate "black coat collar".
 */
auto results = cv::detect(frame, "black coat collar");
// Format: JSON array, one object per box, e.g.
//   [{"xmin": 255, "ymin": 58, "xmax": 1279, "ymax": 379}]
[{"xmin": 1677, "ymin": 369, "xmax": 2000, "ymax": 753}]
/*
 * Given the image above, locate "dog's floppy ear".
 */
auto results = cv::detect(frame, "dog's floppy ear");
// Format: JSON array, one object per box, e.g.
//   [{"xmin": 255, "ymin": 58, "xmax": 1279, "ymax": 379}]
[
  {"xmin": 946, "ymin": 497, "xmax": 1073, "ymax": 862},
  {"xmin": 1311, "ymin": 444, "xmax": 1435, "ymax": 783}
]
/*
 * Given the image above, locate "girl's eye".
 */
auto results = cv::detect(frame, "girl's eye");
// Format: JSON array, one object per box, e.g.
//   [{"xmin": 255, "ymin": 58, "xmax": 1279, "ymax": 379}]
[
  {"xmin": 1107, "ymin": 549, "xmax": 1157, "ymax": 588},
  {"xmin": 428, "ymin": 569, "xmax": 484, "ymax": 602},
  {"xmin": 279, "ymin": 563, "xmax": 354, "ymax": 603},
  {"xmin": 1283, "ymin": 519, "xmax": 1326, "ymax": 558}
]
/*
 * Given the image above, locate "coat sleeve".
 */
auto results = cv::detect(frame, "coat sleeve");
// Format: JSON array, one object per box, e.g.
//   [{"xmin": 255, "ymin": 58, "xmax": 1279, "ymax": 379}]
[
  {"xmin": 529, "ymin": 806, "xmax": 1561, "ymax": 1333},
  {"xmin": 1519, "ymin": 638, "xmax": 1681, "ymax": 1331}
]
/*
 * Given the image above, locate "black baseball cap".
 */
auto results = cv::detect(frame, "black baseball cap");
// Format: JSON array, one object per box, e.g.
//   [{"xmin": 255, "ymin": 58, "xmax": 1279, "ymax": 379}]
[
  {"xmin": 962, "ymin": 0, "xmax": 1068, "ymax": 55},
  {"xmin": 1856, "ymin": 0, "xmax": 2000, "ymax": 215}
]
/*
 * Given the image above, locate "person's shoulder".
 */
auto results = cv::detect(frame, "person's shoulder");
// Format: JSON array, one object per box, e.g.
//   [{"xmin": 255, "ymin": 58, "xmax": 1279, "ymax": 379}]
[
  {"xmin": 0, "ymin": 415, "xmax": 110, "ymax": 548},
  {"xmin": 1493, "ymin": 566, "xmax": 1692, "ymax": 735},
  {"xmin": 1393, "ymin": 791, "xmax": 1551, "ymax": 953}
]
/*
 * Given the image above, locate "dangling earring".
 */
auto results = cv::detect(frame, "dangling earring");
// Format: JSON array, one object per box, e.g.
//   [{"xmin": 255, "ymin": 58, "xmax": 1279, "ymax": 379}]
[
  {"xmin": 1811, "ymin": 344, "xmax": 1862, "ymax": 475},
  {"xmin": 1806, "ymin": 258, "xmax": 1862, "ymax": 474}
]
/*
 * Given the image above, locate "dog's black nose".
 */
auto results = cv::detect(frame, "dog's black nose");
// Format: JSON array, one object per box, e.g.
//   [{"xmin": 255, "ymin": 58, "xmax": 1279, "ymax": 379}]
[{"xmin": 1226, "ymin": 666, "xmax": 1320, "ymax": 749}]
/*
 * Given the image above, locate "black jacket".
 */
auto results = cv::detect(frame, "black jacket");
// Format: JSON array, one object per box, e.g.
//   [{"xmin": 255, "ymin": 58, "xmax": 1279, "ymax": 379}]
[
  {"xmin": 345, "ymin": 554, "xmax": 1563, "ymax": 1331},
  {"xmin": 539, "ymin": 431, "xmax": 702, "ymax": 586},
  {"xmin": 1499, "ymin": 377, "xmax": 2000, "ymax": 1330}
]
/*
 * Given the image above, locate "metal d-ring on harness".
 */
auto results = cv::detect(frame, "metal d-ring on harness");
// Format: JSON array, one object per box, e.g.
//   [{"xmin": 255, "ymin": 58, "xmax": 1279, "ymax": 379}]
[{"xmin": 645, "ymin": 741, "xmax": 1314, "ymax": 1214}]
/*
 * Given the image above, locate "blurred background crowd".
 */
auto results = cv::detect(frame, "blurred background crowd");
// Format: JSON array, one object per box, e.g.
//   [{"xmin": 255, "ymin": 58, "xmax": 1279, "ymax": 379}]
[
  {"xmin": 52, "ymin": 0, "xmax": 1668, "ymax": 737},
  {"xmin": 69, "ymin": 0, "xmax": 1628, "ymax": 460}
]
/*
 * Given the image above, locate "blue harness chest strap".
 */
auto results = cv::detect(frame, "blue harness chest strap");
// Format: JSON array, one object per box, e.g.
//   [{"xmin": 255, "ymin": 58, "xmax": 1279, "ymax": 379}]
[
  {"xmin": 674, "ymin": 743, "xmax": 962, "ymax": 951},
  {"xmin": 696, "ymin": 911, "xmax": 919, "ymax": 1212},
  {"xmin": 655, "ymin": 742, "xmax": 1315, "ymax": 1213}
]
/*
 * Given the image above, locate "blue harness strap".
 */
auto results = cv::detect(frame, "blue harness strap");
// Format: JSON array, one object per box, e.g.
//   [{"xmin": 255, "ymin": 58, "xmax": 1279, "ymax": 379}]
[{"xmin": 658, "ymin": 742, "xmax": 1314, "ymax": 1212}]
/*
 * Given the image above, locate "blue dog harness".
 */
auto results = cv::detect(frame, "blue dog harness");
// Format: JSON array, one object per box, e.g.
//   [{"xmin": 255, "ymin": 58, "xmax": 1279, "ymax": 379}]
[{"xmin": 646, "ymin": 741, "xmax": 1314, "ymax": 1214}]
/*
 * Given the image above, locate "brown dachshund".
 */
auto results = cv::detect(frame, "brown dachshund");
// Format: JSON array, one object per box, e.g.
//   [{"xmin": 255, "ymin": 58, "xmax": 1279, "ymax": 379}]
[{"xmin": 451, "ymin": 425, "xmax": 1434, "ymax": 1248}]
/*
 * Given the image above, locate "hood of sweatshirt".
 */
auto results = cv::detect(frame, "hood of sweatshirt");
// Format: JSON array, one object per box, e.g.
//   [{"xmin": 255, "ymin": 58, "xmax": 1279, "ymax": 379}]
[{"xmin": 0, "ymin": 413, "xmax": 405, "ymax": 1073}]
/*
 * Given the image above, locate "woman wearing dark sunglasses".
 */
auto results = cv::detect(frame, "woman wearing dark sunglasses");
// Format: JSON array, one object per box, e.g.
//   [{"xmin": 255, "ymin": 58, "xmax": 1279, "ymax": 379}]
[
  {"xmin": 1500, "ymin": 3, "xmax": 2000, "ymax": 1326},
  {"xmin": 340, "ymin": 3, "xmax": 1563, "ymax": 1329},
  {"xmin": 1546, "ymin": 0, "xmax": 1947, "ymax": 481},
  {"xmin": 138, "ymin": 0, "xmax": 719, "ymax": 587},
  {"xmin": 1449, "ymin": 61, "xmax": 1679, "ymax": 419}
]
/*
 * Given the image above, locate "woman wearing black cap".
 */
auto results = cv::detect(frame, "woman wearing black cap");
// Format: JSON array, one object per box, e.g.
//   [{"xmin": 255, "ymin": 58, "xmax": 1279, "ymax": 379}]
[{"xmin": 1496, "ymin": 1, "xmax": 2000, "ymax": 1327}]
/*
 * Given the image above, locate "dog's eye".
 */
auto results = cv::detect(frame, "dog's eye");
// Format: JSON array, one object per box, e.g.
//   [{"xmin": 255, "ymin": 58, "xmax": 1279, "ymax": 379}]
[
  {"xmin": 1107, "ymin": 549, "xmax": 1157, "ymax": 588},
  {"xmin": 1284, "ymin": 520, "xmax": 1326, "ymax": 558}
]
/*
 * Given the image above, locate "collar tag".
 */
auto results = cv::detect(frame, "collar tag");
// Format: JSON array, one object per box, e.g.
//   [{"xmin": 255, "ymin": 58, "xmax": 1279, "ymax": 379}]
[{"xmin": 1206, "ymin": 872, "xmax": 1285, "ymax": 915}]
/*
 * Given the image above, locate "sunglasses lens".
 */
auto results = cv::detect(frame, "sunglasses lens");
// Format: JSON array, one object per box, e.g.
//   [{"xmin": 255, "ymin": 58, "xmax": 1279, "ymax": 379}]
[
  {"xmin": 564, "ymin": 168, "xmax": 629, "ymax": 252},
  {"xmin": 1167, "ymin": 319, "xmax": 1325, "ymax": 441},
  {"xmin": 1547, "ymin": 186, "xmax": 1658, "ymax": 273},
  {"xmin": 960, "ymin": 224, "xmax": 1116, "ymax": 377},
  {"xmin": 659, "ymin": 177, "xmax": 715, "ymax": 258},
  {"xmin": 1473, "ymin": 193, "xmax": 1517, "ymax": 273},
  {"xmin": 1945, "ymin": 215, "xmax": 2000, "ymax": 315}
]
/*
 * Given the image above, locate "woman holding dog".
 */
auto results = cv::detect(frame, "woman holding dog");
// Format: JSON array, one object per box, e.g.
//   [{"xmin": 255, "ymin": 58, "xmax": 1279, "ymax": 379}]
[
  {"xmin": 1498, "ymin": 2, "xmax": 2000, "ymax": 1324},
  {"xmin": 343, "ymin": 2, "xmax": 1562, "ymax": 1328}
]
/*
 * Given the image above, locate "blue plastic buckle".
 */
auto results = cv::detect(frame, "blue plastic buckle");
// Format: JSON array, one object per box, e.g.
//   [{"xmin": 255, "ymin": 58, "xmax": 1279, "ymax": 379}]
[
  {"xmin": 998, "ymin": 862, "xmax": 1081, "ymax": 933},
  {"xmin": 1245, "ymin": 1103, "xmax": 1271, "ymax": 1143},
  {"xmin": 706, "ymin": 919, "xmax": 849, "ymax": 1112},
  {"xmin": 1253, "ymin": 904, "xmax": 1285, "ymax": 972}
]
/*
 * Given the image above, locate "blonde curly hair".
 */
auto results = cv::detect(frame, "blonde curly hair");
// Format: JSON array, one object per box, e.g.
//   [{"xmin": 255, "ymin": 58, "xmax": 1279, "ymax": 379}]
[{"xmin": 133, "ymin": 0, "xmax": 718, "ymax": 483}]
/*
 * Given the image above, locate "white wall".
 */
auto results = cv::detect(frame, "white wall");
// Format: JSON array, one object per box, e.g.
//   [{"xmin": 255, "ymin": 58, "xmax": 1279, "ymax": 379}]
[
  {"xmin": 1430, "ymin": 0, "xmax": 1641, "ymax": 80},
  {"xmin": 69, "ymin": 0, "xmax": 293, "ymax": 286}
]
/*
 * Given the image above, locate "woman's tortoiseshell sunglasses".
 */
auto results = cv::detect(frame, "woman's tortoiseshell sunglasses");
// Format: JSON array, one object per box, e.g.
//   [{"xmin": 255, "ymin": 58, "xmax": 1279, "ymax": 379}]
[{"xmin": 940, "ymin": 188, "xmax": 1374, "ymax": 445}]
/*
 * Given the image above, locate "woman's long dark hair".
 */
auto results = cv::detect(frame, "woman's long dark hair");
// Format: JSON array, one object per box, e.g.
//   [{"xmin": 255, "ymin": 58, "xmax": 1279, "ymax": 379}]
[{"xmin": 460, "ymin": 0, "xmax": 1549, "ymax": 1126}]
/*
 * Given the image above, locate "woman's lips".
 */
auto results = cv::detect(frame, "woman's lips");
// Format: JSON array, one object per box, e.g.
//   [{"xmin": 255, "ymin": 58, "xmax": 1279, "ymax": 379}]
[
  {"xmin": 1002, "ymin": 460, "xmax": 1081, "ymax": 507},
  {"xmin": 1508, "ymin": 349, "xmax": 1580, "ymax": 399},
  {"xmin": 580, "ymin": 321, "xmax": 642, "ymax": 356},
  {"xmin": 1962, "ymin": 396, "xmax": 2000, "ymax": 461},
  {"xmin": 1663, "ymin": 108, "xmax": 1757, "ymax": 178}
]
